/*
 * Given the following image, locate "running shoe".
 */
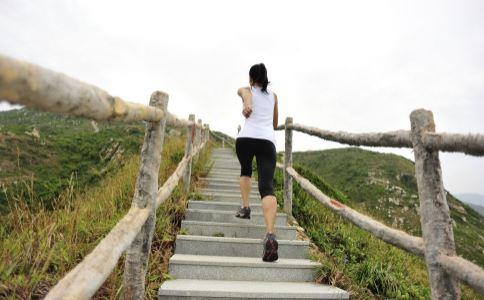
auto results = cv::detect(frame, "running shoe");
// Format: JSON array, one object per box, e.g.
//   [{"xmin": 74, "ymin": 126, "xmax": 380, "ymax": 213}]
[
  {"xmin": 235, "ymin": 206, "xmax": 251, "ymax": 219},
  {"xmin": 262, "ymin": 232, "xmax": 278, "ymax": 262}
]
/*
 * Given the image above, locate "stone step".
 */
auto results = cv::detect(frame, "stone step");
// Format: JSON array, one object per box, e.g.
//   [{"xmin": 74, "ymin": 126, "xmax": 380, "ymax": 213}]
[
  {"xmin": 211, "ymin": 161, "xmax": 239, "ymax": 165},
  {"xmin": 200, "ymin": 178, "xmax": 259, "ymax": 188},
  {"xmin": 210, "ymin": 156, "xmax": 237, "ymax": 160},
  {"xmin": 212, "ymin": 148, "xmax": 234, "ymax": 153},
  {"xmin": 188, "ymin": 200, "xmax": 263, "ymax": 212},
  {"xmin": 210, "ymin": 161, "xmax": 239, "ymax": 166},
  {"xmin": 211, "ymin": 162, "xmax": 238, "ymax": 166},
  {"xmin": 202, "ymin": 173, "xmax": 258, "ymax": 183},
  {"xmin": 204, "ymin": 173, "xmax": 240, "ymax": 181},
  {"xmin": 210, "ymin": 159, "xmax": 239, "ymax": 164},
  {"xmin": 209, "ymin": 168, "xmax": 239, "ymax": 172},
  {"xmin": 181, "ymin": 220, "xmax": 297, "ymax": 240},
  {"xmin": 158, "ymin": 279, "xmax": 349, "ymax": 299},
  {"xmin": 208, "ymin": 168, "xmax": 240, "ymax": 177},
  {"xmin": 185, "ymin": 209, "xmax": 287, "ymax": 226},
  {"xmin": 169, "ymin": 254, "xmax": 320, "ymax": 282},
  {"xmin": 199, "ymin": 193, "xmax": 260, "ymax": 202},
  {"xmin": 202, "ymin": 181, "xmax": 259, "ymax": 191},
  {"xmin": 208, "ymin": 168, "xmax": 241, "ymax": 173},
  {"xmin": 201, "ymin": 188, "xmax": 259, "ymax": 197},
  {"xmin": 201, "ymin": 177, "xmax": 256, "ymax": 183},
  {"xmin": 207, "ymin": 171, "xmax": 240, "ymax": 179},
  {"xmin": 210, "ymin": 157, "xmax": 237, "ymax": 162},
  {"xmin": 205, "ymin": 176, "xmax": 242, "ymax": 182},
  {"xmin": 211, "ymin": 150, "xmax": 235, "ymax": 154},
  {"xmin": 158, "ymin": 148, "xmax": 349, "ymax": 299},
  {"xmin": 174, "ymin": 235, "xmax": 309, "ymax": 259}
]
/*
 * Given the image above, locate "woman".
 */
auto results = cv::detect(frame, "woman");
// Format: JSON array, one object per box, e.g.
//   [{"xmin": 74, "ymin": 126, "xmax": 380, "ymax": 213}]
[{"xmin": 235, "ymin": 63, "xmax": 279, "ymax": 262}]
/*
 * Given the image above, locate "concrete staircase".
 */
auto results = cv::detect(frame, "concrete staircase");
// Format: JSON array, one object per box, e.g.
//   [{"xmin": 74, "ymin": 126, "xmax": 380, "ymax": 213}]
[{"xmin": 158, "ymin": 148, "xmax": 349, "ymax": 299}]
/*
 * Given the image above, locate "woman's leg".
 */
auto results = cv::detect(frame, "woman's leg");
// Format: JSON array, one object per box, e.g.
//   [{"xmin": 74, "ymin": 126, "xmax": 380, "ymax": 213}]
[
  {"xmin": 239, "ymin": 176, "xmax": 252, "ymax": 207},
  {"xmin": 256, "ymin": 140, "xmax": 278, "ymax": 261},
  {"xmin": 235, "ymin": 138, "xmax": 254, "ymax": 208},
  {"xmin": 255, "ymin": 140, "xmax": 277, "ymax": 233},
  {"xmin": 261, "ymin": 195, "xmax": 277, "ymax": 233}
]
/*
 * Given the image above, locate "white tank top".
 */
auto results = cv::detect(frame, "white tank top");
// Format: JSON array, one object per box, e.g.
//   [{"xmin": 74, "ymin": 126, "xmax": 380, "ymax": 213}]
[{"xmin": 237, "ymin": 86, "xmax": 276, "ymax": 146}]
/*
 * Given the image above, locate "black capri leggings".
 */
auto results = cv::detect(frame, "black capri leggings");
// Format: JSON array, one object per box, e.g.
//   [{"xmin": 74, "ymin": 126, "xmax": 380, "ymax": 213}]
[{"xmin": 235, "ymin": 137, "xmax": 276, "ymax": 199}]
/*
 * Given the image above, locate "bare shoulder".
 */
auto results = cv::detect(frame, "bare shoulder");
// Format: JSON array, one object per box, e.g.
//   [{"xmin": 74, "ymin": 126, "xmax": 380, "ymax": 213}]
[{"xmin": 237, "ymin": 86, "xmax": 250, "ymax": 96}]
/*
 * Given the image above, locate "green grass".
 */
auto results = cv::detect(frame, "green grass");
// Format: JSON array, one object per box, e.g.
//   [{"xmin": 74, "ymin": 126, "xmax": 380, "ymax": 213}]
[
  {"xmin": 0, "ymin": 107, "xmax": 215, "ymax": 298},
  {"xmin": 0, "ymin": 108, "xmax": 186, "ymax": 212},
  {"xmin": 292, "ymin": 147, "xmax": 484, "ymax": 267},
  {"xmin": 0, "ymin": 108, "xmax": 146, "ymax": 211},
  {"xmin": 274, "ymin": 162, "xmax": 481, "ymax": 299}
]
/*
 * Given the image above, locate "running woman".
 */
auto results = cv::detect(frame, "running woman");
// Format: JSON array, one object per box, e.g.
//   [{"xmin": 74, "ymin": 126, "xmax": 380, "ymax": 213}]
[{"xmin": 235, "ymin": 63, "xmax": 279, "ymax": 262}]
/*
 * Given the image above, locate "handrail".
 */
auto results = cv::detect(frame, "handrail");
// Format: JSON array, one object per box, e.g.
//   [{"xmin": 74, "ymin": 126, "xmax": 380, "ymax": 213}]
[
  {"xmin": 280, "ymin": 164, "xmax": 425, "ymax": 256},
  {"xmin": 422, "ymin": 132, "xmax": 484, "ymax": 156},
  {"xmin": 275, "ymin": 110, "xmax": 484, "ymax": 298},
  {"xmin": 277, "ymin": 123, "xmax": 484, "ymax": 157},
  {"xmin": 280, "ymin": 163, "xmax": 484, "ymax": 294},
  {"xmin": 0, "ymin": 54, "xmax": 164, "ymax": 122},
  {"xmin": 0, "ymin": 54, "xmax": 204, "ymax": 129},
  {"xmin": 278, "ymin": 123, "xmax": 413, "ymax": 148},
  {"xmin": 45, "ymin": 140, "xmax": 207, "ymax": 299},
  {"xmin": 0, "ymin": 54, "xmax": 211, "ymax": 298},
  {"xmin": 437, "ymin": 254, "xmax": 484, "ymax": 294}
]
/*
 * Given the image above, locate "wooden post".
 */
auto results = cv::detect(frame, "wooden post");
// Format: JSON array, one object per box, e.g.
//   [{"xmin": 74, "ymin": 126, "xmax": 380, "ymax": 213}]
[
  {"xmin": 222, "ymin": 137, "xmax": 225, "ymax": 148},
  {"xmin": 206, "ymin": 125, "xmax": 210, "ymax": 143},
  {"xmin": 203, "ymin": 124, "xmax": 208, "ymax": 143},
  {"xmin": 122, "ymin": 91, "xmax": 168, "ymax": 299},
  {"xmin": 284, "ymin": 117, "xmax": 293, "ymax": 216},
  {"xmin": 183, "ymin": 114, "xmax": 195, "ymax": 193},
  {"xmin": 410, "ymin": 109, "xmax": 460, "ymax": 299},
  {"xmin": 194, "ymin": 119, "xmax": 202, "ymax": 162}
]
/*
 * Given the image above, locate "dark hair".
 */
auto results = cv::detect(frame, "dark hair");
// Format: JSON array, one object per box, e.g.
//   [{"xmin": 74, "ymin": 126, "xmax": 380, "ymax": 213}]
[{"xmin": 249, "ymin": 63, "xmax": 270, "ymax": 93}]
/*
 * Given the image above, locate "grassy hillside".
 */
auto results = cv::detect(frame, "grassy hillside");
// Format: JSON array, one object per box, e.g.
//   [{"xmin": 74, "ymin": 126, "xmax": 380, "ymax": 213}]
[
  {"xmin": 292, "ymin": 148, "xmax": 484, "ymax": 267},
  {"xmin": 273, "ymin": 163, "xmax": 481, "ymax": 299},
  {"xmin": 0, "ymin": 108, "xmax": 184, "ymax": 212},
  {"xmin": 0, "ymin": 107, "xmax": 214, "ymax": 298}
]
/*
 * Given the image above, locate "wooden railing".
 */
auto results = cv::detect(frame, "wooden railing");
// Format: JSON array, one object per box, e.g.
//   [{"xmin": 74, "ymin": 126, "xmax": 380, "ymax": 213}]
[
  {"xmin": 276, "ymin": 112, "xmax": 484, "ymax": 298},
  {"xmin": 211, "ymin": 131, "xmax": 235, "ymax": 149},
  {"xmin": 0, "ymin": 54, "xmax": 210, "ymax": 299}
]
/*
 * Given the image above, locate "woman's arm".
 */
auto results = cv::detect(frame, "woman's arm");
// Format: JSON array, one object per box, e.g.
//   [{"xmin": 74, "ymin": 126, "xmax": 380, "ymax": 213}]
[
  {"xmin": 273, "ymin": 92, "xmax": 278, "ymax": 129},
  {"xmin": 237, "ymin": 87, "xmax": 252, "ymax": 118}
]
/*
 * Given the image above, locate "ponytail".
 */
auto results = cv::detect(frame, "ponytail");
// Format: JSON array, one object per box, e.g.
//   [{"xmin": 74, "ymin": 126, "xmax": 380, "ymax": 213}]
[{"xmin": 249, "ymin": 63, "xmax": 270, "ymax": 93}]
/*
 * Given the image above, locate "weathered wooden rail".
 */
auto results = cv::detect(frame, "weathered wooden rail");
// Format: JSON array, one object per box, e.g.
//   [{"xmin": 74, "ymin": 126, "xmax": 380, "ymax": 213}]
[
  {"xmin": 0, "ymin": 54, "xmax": 210, "ymax": 299},
  {"xmin": 211, "ymin": 131, "xmax": 235, "ymax": 149},
  {"xmin": 276, "ymin": 112, "xmax": 484, "ymax": 298},
  {"xmin": 2, "ymin": 52, "xmax": 483, "ymax": 298}
]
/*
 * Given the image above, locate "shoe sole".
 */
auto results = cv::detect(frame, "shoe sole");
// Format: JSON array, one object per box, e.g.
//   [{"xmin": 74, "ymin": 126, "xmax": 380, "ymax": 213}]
[{"xmin": 235, "ymin": 215, "xmax": 250, "ymax": 219}]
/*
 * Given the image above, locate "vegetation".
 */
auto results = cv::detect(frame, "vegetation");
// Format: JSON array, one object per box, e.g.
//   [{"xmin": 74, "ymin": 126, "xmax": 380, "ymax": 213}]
[
  {"xmin": 0, "ymin": 108, "xmax": 213, "ymax": 298},
  {"xmin": 274, "ymin": 148, "xmax": 483, "ymax": 299},
  {"xmin": 0, "ymin": 108, "xmax": 145, "ymax": 211},
  {"xmin": 2, "ymin": 107, "xmax": 482, "ymax": 299},
  {"xmin": 293, "ymin": 148, "xmax": 484, "ymax": 266}
]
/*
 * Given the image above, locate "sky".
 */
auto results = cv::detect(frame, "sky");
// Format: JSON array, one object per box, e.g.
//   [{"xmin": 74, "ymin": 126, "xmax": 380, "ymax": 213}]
[{"xmin": 0, "ymin": 0, "xmax": 483, "ymax": 195}]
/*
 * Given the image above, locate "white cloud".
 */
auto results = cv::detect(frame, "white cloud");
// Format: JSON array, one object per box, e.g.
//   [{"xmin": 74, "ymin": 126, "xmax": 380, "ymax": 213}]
[{"xmin": 1, "ymin": 0, "xmax": 483, "ymax": 193}]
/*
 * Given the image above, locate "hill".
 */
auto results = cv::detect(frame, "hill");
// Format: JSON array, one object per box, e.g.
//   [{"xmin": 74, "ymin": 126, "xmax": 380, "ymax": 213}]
[
  {"xmin": 0, "ymin": 107, "xmax": 184, "ymax": 212},
  {"xmin": 292, "ymin": 148, "xmax": 484, "ymax": 267},
  {"xmin": 456, "ymin": 193, "xmax": 484, "ymax": 206},
  {"xmin": 467, "ymin": 203, "xmax": 484, "ymax": 217},
  {"xmin": 0, "ymin": 107, "xmax": 212, "ymax": 297}
]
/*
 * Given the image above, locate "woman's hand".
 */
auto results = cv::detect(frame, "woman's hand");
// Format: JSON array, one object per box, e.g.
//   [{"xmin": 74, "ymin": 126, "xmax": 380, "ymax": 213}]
[
  {"xmin": 242, "ymin": 104, "xmax": 252, "ymax": 118},
  {"xmin": 237, "ymin": 87, "xmax": 253, "ymax": 118}
]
